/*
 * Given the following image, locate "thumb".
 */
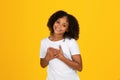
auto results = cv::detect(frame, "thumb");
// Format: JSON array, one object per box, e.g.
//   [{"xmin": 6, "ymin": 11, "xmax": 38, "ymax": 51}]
[
  {"xmin": 59, "ymin": 45, "xmax": 62, "ymax": 51},
  {"xmin": 59, "ymin": 45, "xmax": 61, "ymax": 49}
]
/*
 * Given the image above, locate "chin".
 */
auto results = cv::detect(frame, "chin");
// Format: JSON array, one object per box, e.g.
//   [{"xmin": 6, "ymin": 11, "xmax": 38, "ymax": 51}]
[{"xmin": 54, "ymin": 32, "xmax": 62, "ymax": 35}]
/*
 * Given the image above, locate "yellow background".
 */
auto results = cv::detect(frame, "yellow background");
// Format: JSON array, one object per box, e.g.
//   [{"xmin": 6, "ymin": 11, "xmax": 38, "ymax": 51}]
[{"xmin": 0, "ymin": 0, "xmax": 120, "ymax": 80}]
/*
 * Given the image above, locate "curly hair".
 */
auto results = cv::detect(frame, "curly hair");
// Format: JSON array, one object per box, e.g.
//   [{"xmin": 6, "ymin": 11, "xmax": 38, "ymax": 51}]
[{"xmin": 47, "ymin": 10, "xmax": 79, "ymax": 40}]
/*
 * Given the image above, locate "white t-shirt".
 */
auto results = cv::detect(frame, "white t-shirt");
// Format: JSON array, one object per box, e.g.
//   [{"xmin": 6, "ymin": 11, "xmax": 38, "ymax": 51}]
[{"xmin": 40, "ymin": 37, "xmax": 80, "ymax": 80}]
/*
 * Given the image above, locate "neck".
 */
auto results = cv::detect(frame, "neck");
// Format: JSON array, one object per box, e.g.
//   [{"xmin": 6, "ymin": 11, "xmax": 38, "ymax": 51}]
[{"xmin": 50, "ymin": 34, "xmax": 64, "ymax": 41}]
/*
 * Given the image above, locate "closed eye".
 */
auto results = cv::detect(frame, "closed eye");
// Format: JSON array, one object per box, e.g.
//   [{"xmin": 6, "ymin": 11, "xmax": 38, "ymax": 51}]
[{"xmin": 63, "ymin": 25, "xmax": 67, "ymax": 27}]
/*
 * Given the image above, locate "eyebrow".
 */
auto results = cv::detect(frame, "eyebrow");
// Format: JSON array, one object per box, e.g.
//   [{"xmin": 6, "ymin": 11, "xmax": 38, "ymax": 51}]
[
  {"xmin": 63, "ymin": 23, "xmax": 68, "ymax": 25},
  {"xmin": 56, "ymin": 19, "xmax": 69, "ymax": 25}
]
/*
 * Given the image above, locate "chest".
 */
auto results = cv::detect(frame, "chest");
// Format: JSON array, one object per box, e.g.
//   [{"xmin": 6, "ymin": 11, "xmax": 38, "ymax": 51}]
[{"xmin": 45, "ymin": 41, "xmax": 72, "ymax": 59}]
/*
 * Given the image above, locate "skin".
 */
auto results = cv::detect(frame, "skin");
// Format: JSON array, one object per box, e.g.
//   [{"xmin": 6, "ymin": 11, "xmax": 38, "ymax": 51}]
[{"xmin": 40, "ymin": 16, "xmax": 82, "ymax": 71}]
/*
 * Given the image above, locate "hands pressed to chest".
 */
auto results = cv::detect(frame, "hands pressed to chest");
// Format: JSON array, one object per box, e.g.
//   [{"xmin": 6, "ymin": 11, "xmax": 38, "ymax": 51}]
[
  {"xmin": 41, "ymin": 45, "xmax": 82, "ymax": 71},
  {"xmin": 45, "ymin": 45, "xmax": 65, "ymax": 61}
]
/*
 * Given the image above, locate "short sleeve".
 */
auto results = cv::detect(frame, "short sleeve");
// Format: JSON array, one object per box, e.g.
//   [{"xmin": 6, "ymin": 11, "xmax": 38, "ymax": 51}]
[
  {"xmin": 69, "ymin": 39, "xmax": 80, "ymax": 55},
  {"xmin": 40, "ymin": 40, "xmax": 46, "ymax": 58}
]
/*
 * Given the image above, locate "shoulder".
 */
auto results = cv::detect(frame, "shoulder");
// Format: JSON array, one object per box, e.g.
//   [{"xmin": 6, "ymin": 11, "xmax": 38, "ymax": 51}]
[
  {"xmin": 65, "ymin": 38, "xmax": 77, "ymax": 43},
  {"xmin": 64, "ymin": 38, "xmax": 80, "ymax": 54},
  {"xmin": 64, "ymin": 38, "xmax": 78, "ymax": 46},
  {"xmin": 65, "ymin": 38, "xmax": 78, "ymax": 47}
]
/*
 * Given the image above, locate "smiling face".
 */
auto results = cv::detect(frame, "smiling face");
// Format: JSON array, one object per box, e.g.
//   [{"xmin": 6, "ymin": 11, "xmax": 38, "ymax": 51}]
[{"xmin": 53, "ymin": 16, "xmax": 69, "ymax": 35}]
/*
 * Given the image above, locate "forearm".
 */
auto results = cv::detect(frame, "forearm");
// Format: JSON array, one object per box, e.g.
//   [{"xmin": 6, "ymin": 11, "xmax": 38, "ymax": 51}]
[
  {"xmin": 40, "ymin": 57, "xmax": 49, "ymax": 68},
  {"xmin": 60, "ymin": 57, "xmax": 82, "ymax": 71},
  {"xmin": 40, "ymin": 48, "xmax": 57, "ymax": 68}
]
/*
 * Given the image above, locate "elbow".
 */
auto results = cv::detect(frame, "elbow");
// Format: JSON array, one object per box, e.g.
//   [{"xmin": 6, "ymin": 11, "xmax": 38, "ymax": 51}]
[
  {"xmin": 41, "ymin": 65, "xmax": 46, "ymax": 68},
  {"xmin": 77, "ymin": 64, "xmax": 82, "ymax": 72},
  {"xmin": 40, "ymin": 62, "xmax": 46, "ymax": 68},
  {"xmin": 77, "ymin": 67, "xmax": 82, "ymax": 72}
]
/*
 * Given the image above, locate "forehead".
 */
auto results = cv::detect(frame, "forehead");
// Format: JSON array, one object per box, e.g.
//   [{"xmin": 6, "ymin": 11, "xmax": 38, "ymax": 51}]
[{"xmin": 57, "ymin": 16, "xmax": 68, "ymax": 22}]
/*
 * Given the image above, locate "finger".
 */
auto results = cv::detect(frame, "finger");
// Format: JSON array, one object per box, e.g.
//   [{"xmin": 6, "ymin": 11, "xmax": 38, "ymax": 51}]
[
  {"xmin": 47, "ymin": 47, "xmax": 52, "ymax": 51},
  {"xmin": 54, "ymin": 54, "xmax": 59, "ymax": 58},
  {"xmin": 59, "ymin": 45, "xmax": 62, "ymax": 51},
  {"xmin": 48, "ymin": 47, "xmax": 55, "ymax": 51},
  {"xmin": 47, "ymin": 47, "xmax": 54, "ymax": 53},
  {"xmin": 47, "ymin": 48, "xmax": 50, "ymax": 52},
  {"xmin": 56, "ymin": 50, "xmax": 59, "ymax": 54}
]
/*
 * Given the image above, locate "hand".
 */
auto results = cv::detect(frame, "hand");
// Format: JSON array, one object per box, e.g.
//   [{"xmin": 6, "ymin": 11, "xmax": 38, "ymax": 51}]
[
  {"xmin": 45, "ymin": 47, "xmax": 59, "ymax": 61},
  {"xmin": 56, "ymin": 45, "xmax": 65, "ymax": 60}
]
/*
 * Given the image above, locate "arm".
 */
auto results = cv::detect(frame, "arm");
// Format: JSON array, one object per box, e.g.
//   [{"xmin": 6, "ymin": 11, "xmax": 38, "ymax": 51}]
[
  {"xmin": 59, "ymin": 54, "xmax": 82, "ymax": 71},
  {"xmin": 40, "ymin": 47, "xmax": 59, "ymax": 68},
  {"xmin": 40, "ymin": 57, "xmax": 49, "ymax": 68},
  {"xmin": 56, "ymin": 46, "xmax": 82, "ymax": 71}
]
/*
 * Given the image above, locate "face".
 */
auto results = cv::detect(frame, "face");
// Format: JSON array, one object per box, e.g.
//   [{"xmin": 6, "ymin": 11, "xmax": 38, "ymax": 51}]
[{"xmin": 53, "ymin": 16, "xmax": 69, "ymax": 35}]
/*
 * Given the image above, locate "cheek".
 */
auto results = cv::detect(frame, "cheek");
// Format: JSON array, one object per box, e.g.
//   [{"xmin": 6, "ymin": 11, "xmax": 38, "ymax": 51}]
[
  {"xmin": 53, "ymin": 23, "xmax": 57, "ymax": 28},
  {"xmin": 54, "ymin": 22, "xmax": 59, "ymax": 26}
]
